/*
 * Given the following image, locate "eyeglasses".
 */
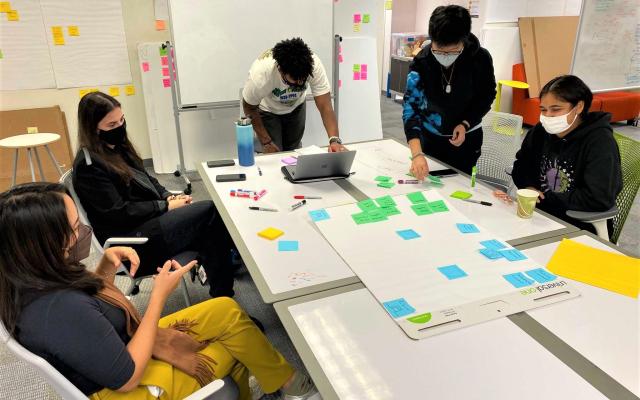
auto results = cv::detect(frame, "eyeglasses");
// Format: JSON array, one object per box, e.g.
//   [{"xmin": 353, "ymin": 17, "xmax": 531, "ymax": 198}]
[
  {"xmin": 431, "ymin": 48, "xmax": 464, "ymax": 56},
  {"xmin": 280, "ymin": 73, "xmax": 307, "ymax": 90}
]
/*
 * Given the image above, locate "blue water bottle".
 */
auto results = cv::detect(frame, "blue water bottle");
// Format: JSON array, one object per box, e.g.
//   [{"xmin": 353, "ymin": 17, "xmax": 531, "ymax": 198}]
[{"xmin": 236, "ymin": 117, "xmax": 255, "ymax": 166}]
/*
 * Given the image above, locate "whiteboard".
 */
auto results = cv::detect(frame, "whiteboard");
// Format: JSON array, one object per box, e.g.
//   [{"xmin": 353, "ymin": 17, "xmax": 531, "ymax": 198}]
[
  {"xmin": 39, "ymin": 0, "xmax": 131, "ymax": 88},
  {"xmin": 168, "ymin": 0, "xmax": 334, "ymax": 106},
  {"xmin": 0, "ymin": 0, "xmax": 56, "ymax": 90},
  {"xmin": 571, "ymin": 0, "xmax": 640, "ymax": 92},
  {"xmin": 485, "ymin": 0, "xmax": 581, "ymax": 23}
]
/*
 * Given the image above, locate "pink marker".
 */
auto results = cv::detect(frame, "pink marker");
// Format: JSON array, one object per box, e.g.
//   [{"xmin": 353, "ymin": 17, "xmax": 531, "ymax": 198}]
[
  {"xmin": 253, "ymin": 189, "xmax": 267, "ymax": 201},
  {"xmin": 398, "ymin": 179, "xmax": 419, "ymax": 184}
]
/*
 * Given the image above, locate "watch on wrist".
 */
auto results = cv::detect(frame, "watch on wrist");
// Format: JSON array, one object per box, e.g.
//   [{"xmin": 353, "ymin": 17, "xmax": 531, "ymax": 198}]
[{"xmin": 329, "ymin": 136, "xmax": 342, "ymax": 145}]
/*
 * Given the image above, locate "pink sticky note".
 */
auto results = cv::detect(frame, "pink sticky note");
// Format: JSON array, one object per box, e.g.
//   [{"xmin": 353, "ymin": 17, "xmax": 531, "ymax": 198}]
[
  {"xmin": 361, "ymin": 64, "xmax": 368, "ymax": 73},
  {"xmin": 339, "ymin": 55, "xmax": 344, "ymax": 63},
  {"xmin": 162, "ymin": 67, "xmax": 169, "ymax": 76},
  {"xmin": 361, "ymin": 72, "xmax": 368, "ymax": 80},
  {"xmin": 339, "ymin": 45, "xmax": 342, "ymax": 54},
  {"xmin": 353, "ymin": 72, "xmax": 361, "ymax": 80},
  {"xmin": 162, "ymin": 78, "xmax": 171, "ymax": 88},
  {"xmin": 142, "ymin": 62, "xmax": 150, "ymax": 72},
  {"xmin": 161, "ymin": 56, "xmax": 168, "ymax": 66},
  {"xmin": 282, "ymin": 156, "xmax": 298, "ymax": 165},
  {"xmin": 338, "ymin": 79, "xmax": 342, "ymax": 88},
  {"xmin": 353, "ymin": 14, "xmax": 361, "ymax": 23}
]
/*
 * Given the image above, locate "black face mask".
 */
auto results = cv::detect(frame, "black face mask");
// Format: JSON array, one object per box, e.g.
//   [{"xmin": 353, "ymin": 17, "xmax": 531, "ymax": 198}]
[{"xmin": 98, "ymin": 120, "xmax": 127, "ymax": 146}]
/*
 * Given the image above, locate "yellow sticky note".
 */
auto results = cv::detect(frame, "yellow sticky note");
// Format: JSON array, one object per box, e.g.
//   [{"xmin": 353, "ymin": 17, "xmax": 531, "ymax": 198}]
[
  {"xmin": 89, "ymin": 88, "xmax": 99, "ymax": 93},
  {"xmin": 79, "ymin": 89, "xmax": 89, "ymax": 98},
  {"xmin": 52, "ymin": 26, "xmax": 64, "ymax": 45},
  {"xmin": 353, "ymin": 23, "xmax": 360, "ymax": 32},
  {"xmin": 547, "ymin": 239, "xmax": 640, "ymax": 298},
  {"xmin": 385, "ymin": 0, "xmax": 393, "ymax": 10},
  {"xmin": 6, "ymin": 9, "xmax": 18, "ymax": 21},
  {"xmin": 108, "ymin": 87, "xmax": 120, "ymax": 97},
  {"xmin": 258, "ymin": 227, "xmax": 284, "ymax": 241},
  {"xmin": 0, "ymin": 2, "xmax": 11, "ymax": 12},
  {"xmin": 27, "ymin": 127, "xmax": 38, "ymax": 134},
  {"xmin": 68, "ymin": 25, "xmax": 79, "ymax": 36},
  {"xmin": 125, "ymin": 85, "xmax": 135, "ymax": 96},
  {"xmin": 155, "ymin": 19, "xmax": 166, "ymax": 30}
]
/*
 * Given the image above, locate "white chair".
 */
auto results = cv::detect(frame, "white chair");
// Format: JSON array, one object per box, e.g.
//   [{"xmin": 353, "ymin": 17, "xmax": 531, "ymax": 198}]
[
  {"xmin": 477, "ymin": 111, "xmax": 523, "ymax": 191},
  {"xmin": 1, "ymin": 321, "xmax": 238, "ymax": 399},
  {"xmin": 60, "ymin": 169, "xmax": 194, "ymax": 306}
]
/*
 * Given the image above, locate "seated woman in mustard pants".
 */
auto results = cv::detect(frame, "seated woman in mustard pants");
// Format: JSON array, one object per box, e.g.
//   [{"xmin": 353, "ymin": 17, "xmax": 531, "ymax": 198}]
[{"xmin": 0, "ymin": 183, "xmax": 318, "ymax": 400}]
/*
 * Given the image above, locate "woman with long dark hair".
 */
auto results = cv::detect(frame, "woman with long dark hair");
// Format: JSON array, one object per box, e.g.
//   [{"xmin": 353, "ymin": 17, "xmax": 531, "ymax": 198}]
[
  {"xmin": 0, "ymin": 183, "xmax": 319, "ymax": 400},
  {"xmin": 72, "ymin": 92, "xmax": 234, "ymax": 298}
]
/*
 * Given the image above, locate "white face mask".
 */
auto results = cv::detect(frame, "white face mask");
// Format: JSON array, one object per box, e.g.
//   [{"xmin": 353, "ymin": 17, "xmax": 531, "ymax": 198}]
[
  {"xmin": 432, "ymin": 51, "xmax": 460, "ymax": 68},
  {"xmin": 539, "ymin": 108, "xmax": 578, "ymax": 135}
]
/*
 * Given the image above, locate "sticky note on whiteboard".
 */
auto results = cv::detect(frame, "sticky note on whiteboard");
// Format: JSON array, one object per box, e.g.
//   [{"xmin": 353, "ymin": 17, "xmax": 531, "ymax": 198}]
[
  {"xmin": 162, "ymin": 67, "xmax": 169, "ymax": 76},
  {"xmin": 51, "ymin": 26, "xmax": 65, "ymax": 45},
  {"xmin": 125, "ymin": 85, "xmax": 135, "ymax": 96},
  {"xmin": 108, "ymin": 87, "xmax": 120, "ymax": 97},
  {"xmin": 353, "ymin": 13, "xmax": 361, "ymax": 23},
  {"xmin": 142, "ymin": 62, "xmax": 150, "ymax": 72},
  {"xmin": 68, "ymin": 26, "xmax": 80, "ymax": 36},
  {"xmin": 353, "ymin": 72, "xmax": 361, "ymax": 80},
  {"xmin": 161, "ymin": 56, "xmax": 168, "ymax": 66},
  {"xmin": 6, "ymin": 9, "xmax": 18, "ymax": 21},
  {"xmin": 162, "ymin": 78, "xmax": 171, "ymax": 88}
]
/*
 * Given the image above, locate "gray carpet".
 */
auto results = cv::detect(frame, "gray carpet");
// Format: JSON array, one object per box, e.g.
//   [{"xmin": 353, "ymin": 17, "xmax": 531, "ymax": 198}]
[{"xmin": 1, "ymin": 95, "xmax": 638, "ymax": 400}]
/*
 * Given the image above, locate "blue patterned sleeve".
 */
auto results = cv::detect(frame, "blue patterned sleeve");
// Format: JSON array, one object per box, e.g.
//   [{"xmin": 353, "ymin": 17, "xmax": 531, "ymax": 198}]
[{"xmin": 403, "ymin": 71, "xmax": 426, "ymax": 142}]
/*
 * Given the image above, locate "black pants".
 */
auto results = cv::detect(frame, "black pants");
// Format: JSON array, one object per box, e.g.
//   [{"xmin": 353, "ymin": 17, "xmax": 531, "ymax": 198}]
[
  {"xmin": 259, "ymin": 103, "xmax": 306, "ymax": 151},
  {"xmin": 125, "ymin": 201, "xmax": 235, "ymax": 297},
  {"xmin": 421, "ymin": 128, "xmax": 483, "ymax": 175}
]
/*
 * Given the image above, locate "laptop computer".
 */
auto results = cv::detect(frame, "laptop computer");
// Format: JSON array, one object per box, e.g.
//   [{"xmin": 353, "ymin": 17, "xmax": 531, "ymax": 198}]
[{"xmin": 281, "ymin": 151, "xmax": 356, "ymax": 183}]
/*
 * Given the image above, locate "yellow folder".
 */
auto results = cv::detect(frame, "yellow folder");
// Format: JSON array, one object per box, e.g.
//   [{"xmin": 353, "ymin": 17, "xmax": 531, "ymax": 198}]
[{"xmin": 546, "ymin": 239, "xmax": 640, "ymax": 298}]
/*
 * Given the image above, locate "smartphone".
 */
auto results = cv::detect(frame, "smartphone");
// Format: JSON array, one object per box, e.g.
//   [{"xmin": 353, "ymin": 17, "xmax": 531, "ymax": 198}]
[
  {"xmin": 216, "ymin": 173, "xmax": 246, "ymax": 182},
  {"xmin": 430, "ymin": 168, "xmax": 458, "ymax": 177},
  {"xmin": 207, "ymin": 159, "xmax": 235, "ymax": 168}
]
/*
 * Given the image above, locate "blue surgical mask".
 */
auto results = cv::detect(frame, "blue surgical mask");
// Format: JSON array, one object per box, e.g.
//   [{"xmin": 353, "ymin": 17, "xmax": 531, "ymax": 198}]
[{"xmin": 432, "ymin": 51, "xmax": 460, "ymax": 68}]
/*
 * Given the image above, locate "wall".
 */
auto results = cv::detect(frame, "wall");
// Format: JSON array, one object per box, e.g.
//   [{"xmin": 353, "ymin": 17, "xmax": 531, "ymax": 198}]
[
  {"xmin": 0, "ymin": 0, "xmax": 165, "ymax": 159},
  {"xmin": 391, "ymin": 0, "xmax": 417, "ymax": 33},
  {"xmin": 414, "ymin": 0, "xmax": 468, "ymax": 35}
]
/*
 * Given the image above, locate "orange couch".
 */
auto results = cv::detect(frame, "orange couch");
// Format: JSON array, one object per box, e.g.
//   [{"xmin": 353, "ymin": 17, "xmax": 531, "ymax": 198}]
[{"xmin": 511, "ymin": 63, "xmax": 640, "ymax": 126}]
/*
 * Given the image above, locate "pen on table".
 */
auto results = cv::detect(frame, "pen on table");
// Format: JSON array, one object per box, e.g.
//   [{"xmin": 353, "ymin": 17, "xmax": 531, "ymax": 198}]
[
  {"xmin": 257, "ymin": 166, "xmax": 262, "ymax": 176},
  {"xmin": 294, "ymin": 195, "xmax": 322, "ymax": 199},
  {"xmin": 398, "ymin": 179, "xmax": 420, "ymax": 184},
  {"xmin": 462, "ymin": 198, "xmax": 492, "ymax": 206},
  {"xmin": 249, "ymin": 206, "xmax": 278, "ymax": 212},
  {"xmin": 290, "ymin": 199, "xmax": 307, "ymax": 211}
]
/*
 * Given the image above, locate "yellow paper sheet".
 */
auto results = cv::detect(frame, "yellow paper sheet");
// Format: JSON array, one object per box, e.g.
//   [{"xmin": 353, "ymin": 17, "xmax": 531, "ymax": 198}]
[{"xmin": 546, "ymin": 239, "xmax": 640, "ymax": 298}]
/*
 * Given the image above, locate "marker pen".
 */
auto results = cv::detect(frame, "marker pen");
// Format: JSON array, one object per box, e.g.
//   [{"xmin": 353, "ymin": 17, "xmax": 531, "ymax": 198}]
[
  {"xmin": 398, "ymin": 179, "xmax": 419, "ymax": 184},
  {"xmin": 294, "ymin": 195, "xmax": 322, "ymax": 199},
  {"xmin": 253, "ymin": 189, "xmax": 267, "ymax": 201},
  {"xmin": 290, "ymin": 199, "xmax": 307, "ymax": 211}
]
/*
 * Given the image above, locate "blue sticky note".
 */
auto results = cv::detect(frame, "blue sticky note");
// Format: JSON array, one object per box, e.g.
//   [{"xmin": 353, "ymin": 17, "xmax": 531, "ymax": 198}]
[
  {"xmin": 382, "ymin": 298, "xmax": 416, "ymax": 318},
  {"xmin": 503, "ymin": 272, "xmax": 535, "ymax": 288},
  {"xmin": 480, "ymin": 239, "xmax": 507, "ymax": 250},
  {"xmin": 479, "ymin": 248, "xmax": 503, "ymax": 260},
  {"xmin": 525, "ymin": 268, "xmax": 557, "ymax": 283},
  {"xmin": 309, "ymin": 209, "xmax": 330, "ymax": 222},
  {"xmin": 396, "ymin": 229, "xmax": 420, "ymax": 240},
  {"xmin": 438, "ymin": 264, "xmax": 468, "ymax": 280},
  {"xmin": 278, "ymin": 240, "xmax": 299, "ymax": 252},
  {"xmin": 456, "ymin": 223, "xmax": 480, "ymax": 234},
  {"xmin": 499, "ymin": 248, "xmax": 528, "ymax": 261}
]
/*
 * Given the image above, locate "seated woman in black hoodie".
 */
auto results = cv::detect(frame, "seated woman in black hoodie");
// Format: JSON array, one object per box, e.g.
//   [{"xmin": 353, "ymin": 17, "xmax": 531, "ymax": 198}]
[
  {"xmin": 72, "ymin": 92, "xmax": 235, "ymax": 298},
  {"xmin": 512, "ymin": 75, "xmax": 622, "ymax": 235}
]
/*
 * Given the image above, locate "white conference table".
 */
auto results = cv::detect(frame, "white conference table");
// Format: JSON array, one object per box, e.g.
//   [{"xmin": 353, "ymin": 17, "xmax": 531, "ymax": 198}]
[
  {"xmin": 275, "ymin": 231, "xmax": 639, "ymax": 400},
  {"xmin": 198, "ymin": 138, "xmax": 580, "ymax": 303}
]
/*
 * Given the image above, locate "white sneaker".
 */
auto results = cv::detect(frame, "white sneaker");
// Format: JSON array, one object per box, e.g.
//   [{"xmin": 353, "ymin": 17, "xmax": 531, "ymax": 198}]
[
  {"xmin": 282, "ymin": 372, "xmax": 321, "ymax": 400},
  {"xmin": 249, "ymin": 375, "xmax": 265, "ymax": 400}
]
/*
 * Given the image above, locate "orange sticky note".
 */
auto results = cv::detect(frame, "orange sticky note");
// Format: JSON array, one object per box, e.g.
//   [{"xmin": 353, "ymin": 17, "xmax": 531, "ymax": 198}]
[
  {"xmin": 258, "ymin": 227, "xmax": 284, "ymax": 241},
  {"xmin": 6, "ymin": 9, "xmax": 18, "ymax": 21},
  {"xmin": 125, "ymin": 85, "xmax": 135, "ymax": 96},
  {"xmin": 155, "ymin": 19, "xmax": 166, "ymax": 30},
  {"xmin": 68, "ymin": 25, "xmax": 79, "ymax": 36},
  {"xmin": 52, "ymin": 26, "xmax": 64, "ymax": 45},
  {"xmin": 108, "ymin": 87, "xmax": 120, "ymax": 97},
  {"xmin": 0, "ymin": 2, "xmax": 11, "ymax": 12}
]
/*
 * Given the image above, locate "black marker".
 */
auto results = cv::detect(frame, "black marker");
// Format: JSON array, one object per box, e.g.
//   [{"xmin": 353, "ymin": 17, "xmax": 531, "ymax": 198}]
[{"xmin": 290, "ymin": 199, "xmax": 307, "ymax": 211}]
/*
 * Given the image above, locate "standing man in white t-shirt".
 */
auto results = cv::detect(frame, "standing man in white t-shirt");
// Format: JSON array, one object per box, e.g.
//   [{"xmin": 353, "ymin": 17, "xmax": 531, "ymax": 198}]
[{"xmin": 242, "ymin": 37, "xmax": 346, "ymax": 153}]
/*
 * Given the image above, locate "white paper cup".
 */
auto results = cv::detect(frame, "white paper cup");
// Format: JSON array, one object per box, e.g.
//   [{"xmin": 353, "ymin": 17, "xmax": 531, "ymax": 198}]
[{"xmin": 516, "ymin": 189, "xmax": 539, "ymax": 219}]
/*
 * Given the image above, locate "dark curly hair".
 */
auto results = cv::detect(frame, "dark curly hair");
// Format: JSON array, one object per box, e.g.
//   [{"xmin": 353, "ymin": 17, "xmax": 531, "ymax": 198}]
[
  {"xmin": 429, "ymin": 5, "xmax": 471, "ymax": 46},
  {"xmin": 272, "ymin": 37, "xmax": 314, "ymax": 81}
]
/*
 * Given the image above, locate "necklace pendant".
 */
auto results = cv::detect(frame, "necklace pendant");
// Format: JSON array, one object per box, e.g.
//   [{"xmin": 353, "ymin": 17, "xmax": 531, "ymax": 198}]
[{"xmin": 446, "ymin": 84, "xmax": 451, "ymax": 94}]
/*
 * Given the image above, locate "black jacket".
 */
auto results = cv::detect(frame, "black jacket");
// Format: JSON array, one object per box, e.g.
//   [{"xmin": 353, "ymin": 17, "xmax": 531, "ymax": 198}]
[
  {"xmin": 512, "ymin": 112, "xmax": 622, "ymax": 219},
  {"xmin": 72, "ymin": 148, "xmax": 171, "ymax": 244},
  {"xmin": 403, "ymin": 33, "xmax": 496, "ymax": 140}
]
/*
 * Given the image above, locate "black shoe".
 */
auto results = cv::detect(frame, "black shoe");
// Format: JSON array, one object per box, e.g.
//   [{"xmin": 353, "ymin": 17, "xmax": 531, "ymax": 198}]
[{"xmin": 250, "ymin": 316, "xmax": 265, "ymax": 332}]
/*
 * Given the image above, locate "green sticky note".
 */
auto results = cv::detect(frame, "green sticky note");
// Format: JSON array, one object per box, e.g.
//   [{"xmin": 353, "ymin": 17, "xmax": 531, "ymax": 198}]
[
  {"xmin": 353, "ymin": 64, "xmax": 360, "ymax": 72},
  {"xmin": 377, "ymin": 181, "xmax": 395, "ymax": 189},
  {"xmin": 367, "ymin": 209, "xmax": 389, "ymax": 222},
  {"xmin": 406, "ymin": 171, "xmax": 416, "ymax": 177},
  {"xmin": 428, "ymin": 175, "xmax": 442, "ymax": 185},
  {"xmin": 0, "ymin": 49, "xmax": 3, "ymax": 59},
  {"xmin": 363, "ymin": 14, "xmax": 371, "ymax": 23},
  {"xmin": 357, "ymin": 199, "xmax": 378, "ymax": 212},
  {"xmin": 450, "ymin": 190, "xmax": 472, "ymax": 200},
  {"xmin": 429, "ymin": 200, "xmax": 449, "ymax": 213},
  {"xmin": 411, "ymin": 203, "xmax": 433, "ymax": 216},
  {"xmin": 375, "ymin": 175, "xmax": 392, "ymax": 182},
  {"xmin": 159, "ymin": 47, "xmax": 168, "ymax": 56},
  {"xmin": 375, "ymin": 195, "xmax": 397, "ymax": 208},
  {"xmin": 380, "ymin": 206, "xmax": 401, "ymax": 217},
  {"xmin": 352, "ymin": 212, "xmax": 371, "ymax": 225},
  {"xmin": 407, "ymin": 191, "xmax": 427, "ymax": 204}
]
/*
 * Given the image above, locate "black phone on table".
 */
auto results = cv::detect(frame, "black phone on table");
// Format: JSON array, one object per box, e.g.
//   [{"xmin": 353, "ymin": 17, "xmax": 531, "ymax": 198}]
[
  {"xmin": 216, "ymin": 173, "xmax": 246, "ymax": 182},
  {"xmin": 207, "ymin": 160, "xmax": 235, "ymax": 168},
  {"xmin": 430, "ymin": 168, "xmax": 458, "ymax": 177}
]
